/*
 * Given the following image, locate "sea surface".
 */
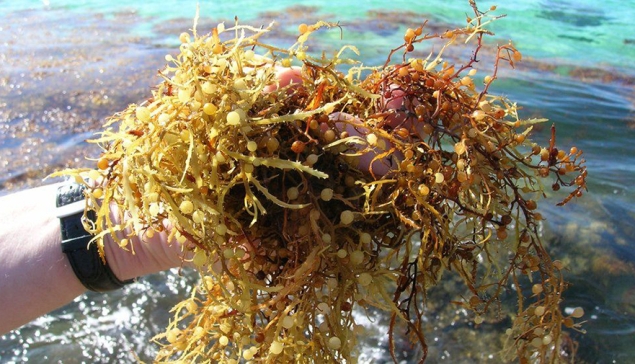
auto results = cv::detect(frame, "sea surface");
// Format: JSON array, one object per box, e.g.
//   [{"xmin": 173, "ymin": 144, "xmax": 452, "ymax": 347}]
[{"xmin": 1, "ymin": 1, "xmax": 634, "ymax": 363}]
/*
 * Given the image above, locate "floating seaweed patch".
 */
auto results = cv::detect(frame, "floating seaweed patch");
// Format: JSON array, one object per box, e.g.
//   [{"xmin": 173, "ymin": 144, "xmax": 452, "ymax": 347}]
[{"xmin": 52, "ymin": 2, "xmax": 588, "ymax": 363}]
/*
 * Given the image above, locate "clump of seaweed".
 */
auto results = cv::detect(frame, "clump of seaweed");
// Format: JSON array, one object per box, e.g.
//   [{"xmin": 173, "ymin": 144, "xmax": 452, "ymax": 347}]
[{"xmin": 54, "ymin": 2, "xmax": 588, "ymax": 363}]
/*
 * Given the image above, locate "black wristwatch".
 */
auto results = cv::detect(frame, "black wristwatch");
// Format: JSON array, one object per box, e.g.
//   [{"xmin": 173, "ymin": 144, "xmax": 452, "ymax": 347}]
[{"xmin": 56, "ymin": 182, "xmax": 133, "ymax": 292}]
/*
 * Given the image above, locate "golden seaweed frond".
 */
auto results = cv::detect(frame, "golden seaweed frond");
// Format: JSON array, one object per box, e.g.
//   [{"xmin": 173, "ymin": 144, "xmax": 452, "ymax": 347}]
[{"xmin": 56, "ymin": 2, "xmax": 587, "ymax": 363}]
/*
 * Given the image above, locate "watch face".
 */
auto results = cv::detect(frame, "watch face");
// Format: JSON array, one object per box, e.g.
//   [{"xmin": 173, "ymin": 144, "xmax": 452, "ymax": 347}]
[{"xmin": 56, "ymin": 183, "xmax": 86, "ymax": 207}]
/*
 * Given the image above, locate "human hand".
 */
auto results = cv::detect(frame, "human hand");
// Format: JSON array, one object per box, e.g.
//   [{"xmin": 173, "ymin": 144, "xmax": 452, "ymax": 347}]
[{"xmin": 101, "ymin": 204, "xmax": 186, "ymax": 281}]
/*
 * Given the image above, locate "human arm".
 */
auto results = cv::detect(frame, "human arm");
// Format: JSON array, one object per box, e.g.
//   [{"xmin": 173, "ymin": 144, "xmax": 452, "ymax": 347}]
[
  {"xmin": 0, "ymin": 183, "xmax": 84, "ymax": 334},
  {"xmin": 0, "ymin": 183, "xmax": 184, "ymax": 335}
]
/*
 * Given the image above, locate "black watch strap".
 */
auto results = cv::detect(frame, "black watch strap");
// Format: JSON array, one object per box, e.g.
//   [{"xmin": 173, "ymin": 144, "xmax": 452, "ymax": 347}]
[{"xmin": 57, "ymin": 182, "xmax": 133, "ymax": 292}]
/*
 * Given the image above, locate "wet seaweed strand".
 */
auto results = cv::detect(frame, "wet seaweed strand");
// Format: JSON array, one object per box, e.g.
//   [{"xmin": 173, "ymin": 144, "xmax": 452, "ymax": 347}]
[{"xmin": 52, "ymin": 2, "xmax": 587, "ymax": 363}]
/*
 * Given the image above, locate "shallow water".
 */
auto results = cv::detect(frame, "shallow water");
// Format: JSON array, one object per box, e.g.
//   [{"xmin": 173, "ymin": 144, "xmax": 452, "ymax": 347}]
[{"xmin": 1, "ymin": 1, "xmax": 635, "ymax": 363}]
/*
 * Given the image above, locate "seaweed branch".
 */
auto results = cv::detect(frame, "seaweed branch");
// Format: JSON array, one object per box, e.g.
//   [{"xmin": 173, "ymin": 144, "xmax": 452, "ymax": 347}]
[{"xmin": 54, "ymin": 2, "xmax": 587, "ymax": 363}]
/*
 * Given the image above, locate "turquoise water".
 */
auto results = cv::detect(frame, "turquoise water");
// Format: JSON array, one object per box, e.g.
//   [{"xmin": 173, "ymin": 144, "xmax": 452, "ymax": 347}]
[{"xmin": 1, "ymin": 1, "xmax": 635, "ymax": 362}]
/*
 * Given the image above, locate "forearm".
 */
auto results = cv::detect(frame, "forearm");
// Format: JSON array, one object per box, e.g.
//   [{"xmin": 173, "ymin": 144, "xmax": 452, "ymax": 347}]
[
  {"xmin": 0, "ymin": 183, "xmax": 85, "ymax": 334},
  {"xmin": 0, "ymin": 181, "xmax": 190, "ymax": 335}
]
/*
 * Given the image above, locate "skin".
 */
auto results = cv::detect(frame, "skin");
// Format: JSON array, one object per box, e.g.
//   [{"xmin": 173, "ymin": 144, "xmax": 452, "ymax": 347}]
[
  {"xmin": 0, "ymin": 183, "xmax": 184, "ymax": 335},
  {"xmin": 0, "ymin": 68, "xmax": 408, "ymax": 335}
]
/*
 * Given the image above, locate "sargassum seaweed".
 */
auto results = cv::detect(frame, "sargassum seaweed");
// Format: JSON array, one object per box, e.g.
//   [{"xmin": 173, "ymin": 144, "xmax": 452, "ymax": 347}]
[{"xmin": 53, "ymin": 3, "xmax": 588, "ymax": 363}]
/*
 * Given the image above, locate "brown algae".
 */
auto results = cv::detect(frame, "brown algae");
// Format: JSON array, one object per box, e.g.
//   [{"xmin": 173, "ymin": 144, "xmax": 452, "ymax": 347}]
[{"xmin": 53, "ymin": 3, "xmax": 588, "ymax": 363}]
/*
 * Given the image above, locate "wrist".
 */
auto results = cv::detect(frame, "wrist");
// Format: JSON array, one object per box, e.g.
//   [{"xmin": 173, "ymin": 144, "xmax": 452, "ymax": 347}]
[{"xmin": 56, "ymin": 182, "xmax": 133, "ymax": 292}]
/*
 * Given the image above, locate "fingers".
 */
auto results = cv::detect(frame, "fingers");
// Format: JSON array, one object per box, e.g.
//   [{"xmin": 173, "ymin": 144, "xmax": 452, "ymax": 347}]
[
  {"xmin": 266, "ymin": 66, "xmax": 412, "ymax": 177},
  {"xmin": 263, "ymin": 67, "xmax": 303, "ymax": 93},
  {"xmin": 383, "ymin": 86, "xmax": 407, "ymax": 121},
  {"xmin": 327, "ymin": 112, "xmax": 396, "ymax": 177},
  {"xmin": 382, "ymin": 84, "xmax": 422, "ymax": 131},
  {"xmin": 322, "ymin": 84, "xmax": 414, "ymax": 178}
]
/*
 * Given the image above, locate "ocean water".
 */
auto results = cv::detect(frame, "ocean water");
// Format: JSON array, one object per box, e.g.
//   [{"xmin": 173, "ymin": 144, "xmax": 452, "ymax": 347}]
[{"xmin": 1, "ymin": 1, "xmax": 634, "ymax": 363}]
